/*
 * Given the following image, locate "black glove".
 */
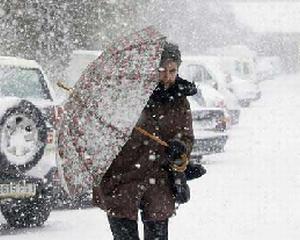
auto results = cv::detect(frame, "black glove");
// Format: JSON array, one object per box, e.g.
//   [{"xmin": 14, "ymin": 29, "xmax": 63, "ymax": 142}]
[
  {"xmin": 169, "ymin": 171, "xmax": 190, "ymax": 204},
  {"xmin": 165, "ymin": 139, "xmax": 187, "ymax": 165}
]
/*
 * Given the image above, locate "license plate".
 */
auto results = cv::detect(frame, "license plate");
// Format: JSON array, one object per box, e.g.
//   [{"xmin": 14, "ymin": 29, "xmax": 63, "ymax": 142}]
[
  {"xmin": 194, "ymin": 119, "xmax": 216, "ymax": 130},
  {"xmin": 0, "ymin": 183, "xmax": 37, "ymax": 198},
  {"xmin": 199, "ymin": 119, "xmax": 215, "ymax": 129}
]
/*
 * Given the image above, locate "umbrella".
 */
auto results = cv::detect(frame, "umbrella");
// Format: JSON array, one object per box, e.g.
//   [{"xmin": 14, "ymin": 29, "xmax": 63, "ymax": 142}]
[{"xmin": 57, "ymin": 26, "xmax": 167, "ymax": 197}]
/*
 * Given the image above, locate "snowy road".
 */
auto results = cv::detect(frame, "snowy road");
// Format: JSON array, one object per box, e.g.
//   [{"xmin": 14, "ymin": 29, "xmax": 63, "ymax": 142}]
[{"xmin": 1, "ymin": 74, "xmax": 300, "ymax": 239}]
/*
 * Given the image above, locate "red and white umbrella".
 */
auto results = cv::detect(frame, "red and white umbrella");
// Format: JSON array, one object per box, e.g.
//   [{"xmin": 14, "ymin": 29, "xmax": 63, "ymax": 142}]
[{"xmin": 57, "ymin": 26, "xmax": 166, "ymax": 197}]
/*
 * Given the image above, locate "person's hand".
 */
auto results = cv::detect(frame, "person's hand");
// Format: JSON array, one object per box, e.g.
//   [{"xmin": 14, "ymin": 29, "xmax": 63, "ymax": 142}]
[
  {"xmin": 165, "ymin": 139, "xmax": 188, "ymax": 170},
  {"xmin": 170, "ymin": 171, "xmax": 190, "ymax": 204}
]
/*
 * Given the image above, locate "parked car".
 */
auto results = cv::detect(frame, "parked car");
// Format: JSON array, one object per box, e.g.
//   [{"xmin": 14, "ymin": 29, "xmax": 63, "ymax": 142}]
[
  {"xmin": 184, "ymin": 55, "xmax": 261, "ymax": 108},
  {"xmin": 256, "ymin": 56, "xmax": 283, "ymax": 81},
  {"xmin": 54, "ymin": 50, "xmax": 101, "ymax": 103},
  {"xmin": 180, "ymin": 56, "xmax": 241, "ymax": 124},
  {"xmin": 0, "ymin": 56, "xmax": 59, "ymax": 227},
  {"xmin": 206, "ymin": 44, "xmax": 258, "ymax": 84},
  {"xmin": 65, "ymin": 50, "xmax": 101, "ymax": 86},
  {"xmin": 218, "ymin": 56, "xmax": 261, "ymax": 105},
  {"xmin": 227, "ymin": 75, "xmax": 261, "ymax": 107},
  {"xmin": 188, "ymin": 96, "xmax": 229, "ymax": 162}
]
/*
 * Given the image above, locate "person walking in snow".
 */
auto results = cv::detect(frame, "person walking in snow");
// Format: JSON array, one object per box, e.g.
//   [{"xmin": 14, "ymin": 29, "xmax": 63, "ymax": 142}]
[{"xmin": 93, "ymin": 42, "xmax": 197, "ymax": 240}]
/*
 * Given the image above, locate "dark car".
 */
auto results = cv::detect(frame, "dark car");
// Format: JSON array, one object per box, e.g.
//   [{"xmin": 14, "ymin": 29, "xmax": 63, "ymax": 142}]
[{"xmin": 0, "ymin": 56, "xmax": 59, "ymax": 228}]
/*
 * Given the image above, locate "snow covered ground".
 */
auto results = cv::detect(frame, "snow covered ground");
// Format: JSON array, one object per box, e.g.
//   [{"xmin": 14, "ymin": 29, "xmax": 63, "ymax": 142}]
[{"xmin": 1, "ymin": 74, "xmax": 300, "ymax": 239}]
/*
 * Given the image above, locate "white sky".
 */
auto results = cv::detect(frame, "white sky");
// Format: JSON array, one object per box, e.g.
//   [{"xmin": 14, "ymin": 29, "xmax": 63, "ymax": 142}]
[{"xmin": 231, "ymin": 1, "xmax": 300, "ymax": 33}]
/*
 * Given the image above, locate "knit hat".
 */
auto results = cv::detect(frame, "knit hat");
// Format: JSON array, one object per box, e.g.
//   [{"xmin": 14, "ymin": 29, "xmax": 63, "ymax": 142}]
[{"xmin": 160, "ymin": 42, "xmax": 182, "ymax": 67}]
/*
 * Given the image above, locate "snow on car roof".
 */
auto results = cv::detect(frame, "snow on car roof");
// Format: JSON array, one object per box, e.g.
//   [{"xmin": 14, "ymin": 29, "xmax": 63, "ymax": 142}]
[
  {"xmin": 182, "ymin": 55, "xmax": 231, "ymax": 80},
  {"xmin": 182, "ymin": 55, "xmax": 233, "ymax": 70},
  {"xmin": 0, "ymin": 56, "xmax": 41, "ymax": 69}
]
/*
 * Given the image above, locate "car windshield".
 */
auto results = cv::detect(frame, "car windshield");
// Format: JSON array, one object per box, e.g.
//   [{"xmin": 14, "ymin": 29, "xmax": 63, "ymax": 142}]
[{"xmin": 0, "ymin": 66, "xmax": 51, "ymax": 100}]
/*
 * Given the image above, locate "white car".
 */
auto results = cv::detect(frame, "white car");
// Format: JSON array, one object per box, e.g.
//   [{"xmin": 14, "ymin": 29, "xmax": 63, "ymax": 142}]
[
  {"xmin": 55, "ymin": 50, "xmax": 102, "ymax": 103},
  {"xmin": 188, "ymin": 96, "xmax": 229, "ymax": 161},
  {"xmin": 219, "ymin": 56, "xmax": 261, "ymax": 106},
  {"xmin": 206, "ymin": 45, "xmax": 258, "ymax": 84},
  {"xmin": 182, "ymin": 55, "xmax": 262, "ymax": 108},
  {"xmin": 0, "ymin": 56, "xmax": 59, "ymax": 227},
  {"xmin": 256, "ymin": 56, "xmax": 282, "ymax": 81},
  {"xmin": 180, "ymin": 56, "xmax": 241, "ymax": 124},
  {"xmin": 65, "ymin": 50, "xmax": 101, "ymax": 86},
  {"xmin": 227, "ymin": 75, "xmax": 261, "ymax": 107}
]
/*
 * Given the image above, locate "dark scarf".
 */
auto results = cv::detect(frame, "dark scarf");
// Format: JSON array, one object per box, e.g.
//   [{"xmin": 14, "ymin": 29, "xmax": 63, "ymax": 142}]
[{"xmin": 147, "ymin": 76, "xmax": 197, "ymax": 107}]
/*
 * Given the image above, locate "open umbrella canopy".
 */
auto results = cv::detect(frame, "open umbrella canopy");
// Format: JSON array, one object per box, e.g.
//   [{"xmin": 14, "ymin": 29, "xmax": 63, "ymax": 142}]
[{"xmin": 57, "ymin": 26, "xmax": 166, "ymax": 197}]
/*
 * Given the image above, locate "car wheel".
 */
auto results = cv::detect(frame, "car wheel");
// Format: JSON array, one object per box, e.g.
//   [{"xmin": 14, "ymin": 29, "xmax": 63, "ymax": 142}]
[
  {"xmin": 0, "ymin": 189, "xmax": 53, "ymax": 228},
  {"xmin": 0, "ymin": 100, "xmax": 47, "ymax": 171}
]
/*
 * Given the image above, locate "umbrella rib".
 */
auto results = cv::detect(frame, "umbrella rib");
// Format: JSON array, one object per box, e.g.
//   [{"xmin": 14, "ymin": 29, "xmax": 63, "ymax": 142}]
[{"xmin": 134, "ymin": 127, "xmax": 168, "ymax": 147}]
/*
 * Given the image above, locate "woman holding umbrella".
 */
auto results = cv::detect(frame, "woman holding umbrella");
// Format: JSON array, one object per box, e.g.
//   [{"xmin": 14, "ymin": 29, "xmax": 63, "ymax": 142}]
[{"xmin": 93, "ymin": 42, "xmax": 197, "ymax": 240}]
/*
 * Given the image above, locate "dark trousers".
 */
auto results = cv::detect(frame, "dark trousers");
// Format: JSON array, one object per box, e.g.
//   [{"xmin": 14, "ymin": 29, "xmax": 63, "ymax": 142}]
[{"xmin": 107, "ymin": 215, "xmax": 168, "ymax": 240}]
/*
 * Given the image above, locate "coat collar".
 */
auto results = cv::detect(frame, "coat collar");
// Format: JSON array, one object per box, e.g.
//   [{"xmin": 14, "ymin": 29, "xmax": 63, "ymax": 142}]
[{"xmin": 147, "ymin": 75, "xmax": 197, "ymax": 105}]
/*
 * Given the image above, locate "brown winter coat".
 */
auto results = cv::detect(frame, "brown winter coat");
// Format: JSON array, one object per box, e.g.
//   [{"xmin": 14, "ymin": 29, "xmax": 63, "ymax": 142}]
[{"xmin": 93, "ymin": 77, "xmax": 196, "ymax": 221}]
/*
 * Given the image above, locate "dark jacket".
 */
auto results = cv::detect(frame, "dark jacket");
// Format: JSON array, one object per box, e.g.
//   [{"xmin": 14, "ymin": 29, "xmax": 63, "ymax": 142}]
[{"xmin": 93, "ymin": 76, "xmax": 197, "ymax": 221}]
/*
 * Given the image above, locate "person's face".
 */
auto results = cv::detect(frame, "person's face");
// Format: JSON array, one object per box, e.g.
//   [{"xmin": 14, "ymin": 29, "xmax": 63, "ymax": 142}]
[{"xmin": 159, "ymin": 60, "xmax": 178, "ymax": 88}]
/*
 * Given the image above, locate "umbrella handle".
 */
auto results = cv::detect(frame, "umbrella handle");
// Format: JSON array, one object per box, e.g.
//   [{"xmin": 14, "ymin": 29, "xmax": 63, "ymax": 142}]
[
  {"xmin": 170, "ymin": 154, "xmax": 189, "ymax": 172},
  {"xmin": 57, "ymin": 81, "xmax": 83, "ymax": 104},
  {"xmin": 134, "ymin": 127, "xmax": 189, "ymax": 172},
  {"xmin": 57, "ymin": 81, "xmax": 73, "ymax": 93}
]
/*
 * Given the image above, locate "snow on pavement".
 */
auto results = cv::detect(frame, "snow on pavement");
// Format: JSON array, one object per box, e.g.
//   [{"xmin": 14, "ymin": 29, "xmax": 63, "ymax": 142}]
[
  {"xmin": 1, "ymin": 74, "xmax": 300, "ymax": 239},
  {"xmin": 172, "ymin": 74, "xmax": 300, "ymax": 240}
]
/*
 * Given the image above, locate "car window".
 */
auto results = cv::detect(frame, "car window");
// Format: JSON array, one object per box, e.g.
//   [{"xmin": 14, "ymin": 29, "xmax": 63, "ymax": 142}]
[
  {"xmin": 184, "ymin": 64, "xmax": 217, "ymax": 89},
  {"xmin": 186, "ymin": 64, "xmax": 205, "ymax": 83},
  {"xmin": 0, "ymin": 66, "xmax": 52, "ymax": 100},
  {"xmin": 243, "ymin": 62, "xmax": 250, "ymax": 75},
  {"xmin": 202, "ymin": 67, "xmax": 213, "ymax": 81},
  {"xmin": 234, "ymin": 60, "xmax": 242, "ymax": 74}
]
